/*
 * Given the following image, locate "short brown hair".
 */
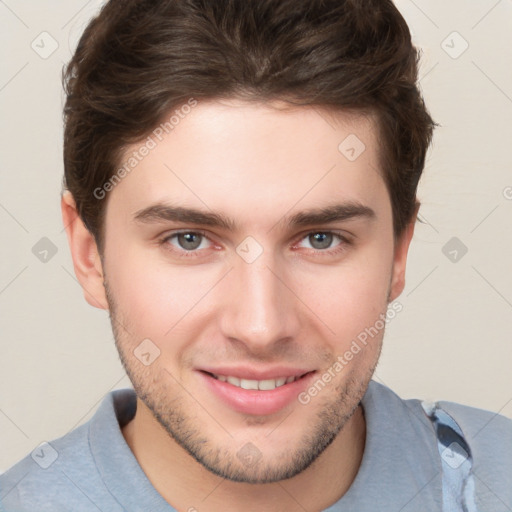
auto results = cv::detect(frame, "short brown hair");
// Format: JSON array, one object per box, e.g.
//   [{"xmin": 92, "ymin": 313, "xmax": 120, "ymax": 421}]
[{"xmin": 63, "ymin": 0, "xmax": 436, "ymax": 250}]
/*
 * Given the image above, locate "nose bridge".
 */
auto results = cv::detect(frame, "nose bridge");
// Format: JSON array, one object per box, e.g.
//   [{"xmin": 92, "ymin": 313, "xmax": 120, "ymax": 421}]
[{"xmin": 219, "ymin": 249, "xmax": 298, "ymax": 348}]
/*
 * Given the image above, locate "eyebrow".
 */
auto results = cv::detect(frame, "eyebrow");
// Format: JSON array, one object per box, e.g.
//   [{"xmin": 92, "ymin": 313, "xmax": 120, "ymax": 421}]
[{"xmin": 133, "ymin": 201, "xmax": 376, "ymax": 231}]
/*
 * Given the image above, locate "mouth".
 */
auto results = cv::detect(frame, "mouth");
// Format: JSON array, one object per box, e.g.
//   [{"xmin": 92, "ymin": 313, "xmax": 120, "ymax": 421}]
[
  {"xmin": 202, "ymin": 371, "xmax": 312, "ymax": 391},
  {"xmin": 197, "ymin": 369, "xmax": 317, "ymax": 416}
]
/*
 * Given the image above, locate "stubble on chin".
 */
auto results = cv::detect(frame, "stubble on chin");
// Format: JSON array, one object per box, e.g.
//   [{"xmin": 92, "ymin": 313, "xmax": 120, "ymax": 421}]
[{"xmin": 104, "ymin": 278, "xmax": 380, "ymax": 484}]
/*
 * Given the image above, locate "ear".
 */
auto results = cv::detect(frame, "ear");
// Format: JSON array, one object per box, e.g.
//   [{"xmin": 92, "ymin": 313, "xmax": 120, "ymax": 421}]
[
  {"xmin": 61, "ymin": 191, "xmax": 108, "ymax": 310},
  {"xmin": 388, "ymin": 202, "xmax": 419, "ymax": 303}
]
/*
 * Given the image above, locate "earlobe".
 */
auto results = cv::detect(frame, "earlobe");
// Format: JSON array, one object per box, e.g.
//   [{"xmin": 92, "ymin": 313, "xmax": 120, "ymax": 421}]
[
  {"xmin": 388, "ymin": 204, "xmax": 419, "ymax": 303},
  {"xmin": 61, "ymin": 191, "xmax": 109, "ymax": 310}
]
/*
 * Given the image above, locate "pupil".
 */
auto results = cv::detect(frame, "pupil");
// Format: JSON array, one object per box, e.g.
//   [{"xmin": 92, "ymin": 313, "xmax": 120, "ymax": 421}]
[
  {"xmin": 310, "ymin": 232, "xmax": 332, "ymax": 249},
  {"xmin": 179, "ymin": 233, "xmax": 201, "ymax": 250}
]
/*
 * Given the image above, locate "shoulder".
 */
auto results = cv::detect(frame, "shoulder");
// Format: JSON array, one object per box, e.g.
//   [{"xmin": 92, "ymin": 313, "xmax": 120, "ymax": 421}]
[
  {"xmin": 398, "ymin": 384, "xmax": 512, "ymax": 507},
  {"xmin": 0, "ymin": 423, "xmax": 100, "ymax": 511},
  {"xmin": 365, "ymin": 381, "xmax": 512, "ymax": 471},
  {"xmin": 436, "ymin": 399, "xmax": 512, "ymax": 508},
  {"xmin": 0, "ymin": 390, "xmax": 131, "ymax": 512},
  {"xmin": 437, "ymin": 398, "xmax": 512, "ymax": 437},
  {"xmin": 370, "ymin": 381, "xmax": 512, "ymax": 506},
  {"xmin": 367, "ymin": 380, "xmax": 512, "ymax": 446},
  {"xmin": 436, "ymin": 398, "xmax": 512, "ymax": 462}
]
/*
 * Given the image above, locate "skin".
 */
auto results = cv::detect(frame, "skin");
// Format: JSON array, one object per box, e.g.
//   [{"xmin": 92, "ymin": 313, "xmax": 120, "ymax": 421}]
[{"xmin": 62, "ymin": 99, "xmax": 416, "ymax": 512}]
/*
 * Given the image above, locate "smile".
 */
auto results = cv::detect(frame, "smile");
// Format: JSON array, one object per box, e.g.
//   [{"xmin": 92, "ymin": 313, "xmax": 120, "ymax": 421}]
[
  {"xmin": 208, "ymin": 373, "xmax": 306, "ymax": 390},
  {"xmin": 199, "ymin": 370, "xmax": 316, "ymax": 415}
]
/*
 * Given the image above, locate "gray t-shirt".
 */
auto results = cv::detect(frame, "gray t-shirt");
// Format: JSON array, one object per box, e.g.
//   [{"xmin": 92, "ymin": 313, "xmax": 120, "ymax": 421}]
[{"xmin": 1, "ymin": 380, "xmax": 511, "ymax": 511}]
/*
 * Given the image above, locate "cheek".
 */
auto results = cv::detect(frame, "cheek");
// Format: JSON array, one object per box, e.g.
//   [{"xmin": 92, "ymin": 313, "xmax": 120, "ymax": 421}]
[
  {"xmin": 293, "ymin": 241, "xmax": 393, "ymax": 342},
  {"xmin": 104, "ymin": 244, "xmax": 212, "ymax": 343}
]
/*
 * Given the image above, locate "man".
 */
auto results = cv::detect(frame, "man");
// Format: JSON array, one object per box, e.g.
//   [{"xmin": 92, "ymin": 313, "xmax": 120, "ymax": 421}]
[{"xmin": 1, "ymin": 0, "xmax": 511, "ymax": 511}]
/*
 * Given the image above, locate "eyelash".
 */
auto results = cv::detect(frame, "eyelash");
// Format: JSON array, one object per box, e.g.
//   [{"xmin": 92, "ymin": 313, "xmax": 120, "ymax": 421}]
[{"xmin": 158, "ymin": 230, "xmax": 352, "ymax": 259}]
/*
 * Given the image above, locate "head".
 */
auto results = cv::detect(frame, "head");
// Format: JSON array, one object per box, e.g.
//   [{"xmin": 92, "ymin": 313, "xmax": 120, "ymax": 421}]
[{"xmin": 62, "ymin": 0, "xmax": 436, "ymax": 483}]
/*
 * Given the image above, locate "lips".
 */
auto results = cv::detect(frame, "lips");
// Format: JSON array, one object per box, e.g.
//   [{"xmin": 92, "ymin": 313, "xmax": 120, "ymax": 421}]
[{"xmin": 197, "ymin": 367, "xmax": 316, "ymax": 415}]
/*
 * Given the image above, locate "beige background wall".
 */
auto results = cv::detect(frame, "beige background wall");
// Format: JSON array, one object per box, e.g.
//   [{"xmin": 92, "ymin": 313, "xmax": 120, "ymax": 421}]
[{"xmin": 1, "ymin": 0, "xmax": 511, "ymax": 471}]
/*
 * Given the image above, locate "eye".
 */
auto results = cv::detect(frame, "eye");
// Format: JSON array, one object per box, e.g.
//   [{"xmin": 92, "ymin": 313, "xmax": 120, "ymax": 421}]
[
  {"xmin": 164, "ymin": 231, "xmax": 211, "ymax": 252},
  {"xmin": 159, "ymin": 229, "xmax": 351, "ymax": 259},
  {"xmin": 297, "ymin": 231, "xmax": 350, "ymax": 252}
]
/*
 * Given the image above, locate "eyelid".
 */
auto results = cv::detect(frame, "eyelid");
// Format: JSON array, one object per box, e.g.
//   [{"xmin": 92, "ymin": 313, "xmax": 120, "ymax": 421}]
[
  {"xmin": 292, "ymin": 229, "xmax": 351, "ymax": 249},
  {"xmin": 159, "ymin": 228, "xmax": 352, "ymax": 256},
  {"xmin": 160, "ymin": 229, "xmax": 215, "ymax": 251}
]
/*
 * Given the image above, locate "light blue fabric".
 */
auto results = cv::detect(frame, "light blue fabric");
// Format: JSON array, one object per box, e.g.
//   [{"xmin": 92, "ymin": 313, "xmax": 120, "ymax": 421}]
[
  {"xmin": 436, "ymin": 398, "xmax": 512, "ymax": 511},
  {"xmin": 421, "ymin": 401, "xmax": 479, "ymax": 511},
  {"xmin": 1, "ymin": 381, "xmax": 510, "ymax": 511}
]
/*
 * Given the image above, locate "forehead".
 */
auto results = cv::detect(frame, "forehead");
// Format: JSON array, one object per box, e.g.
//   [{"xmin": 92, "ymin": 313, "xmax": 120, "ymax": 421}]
[{"xmin": 107, "ymin": 99, "xmax": 388, "ymax": 228}]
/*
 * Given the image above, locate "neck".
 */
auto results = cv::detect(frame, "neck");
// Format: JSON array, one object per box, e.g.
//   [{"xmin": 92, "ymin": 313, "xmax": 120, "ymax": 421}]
[{"xmin": 122, "ymin": 399, "xmax": 366, "ymax": 512}]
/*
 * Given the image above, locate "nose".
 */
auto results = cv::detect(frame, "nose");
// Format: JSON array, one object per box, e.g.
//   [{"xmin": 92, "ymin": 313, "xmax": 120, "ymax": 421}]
[{"xmin": 218, "ymin": 251, "xmax": 301, "ymax": 354}]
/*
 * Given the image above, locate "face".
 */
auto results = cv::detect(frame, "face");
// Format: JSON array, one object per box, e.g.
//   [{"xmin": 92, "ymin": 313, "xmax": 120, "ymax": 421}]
[{"xmin": 98, "ymin": 99, "xmax": 408, "ymax": 483}]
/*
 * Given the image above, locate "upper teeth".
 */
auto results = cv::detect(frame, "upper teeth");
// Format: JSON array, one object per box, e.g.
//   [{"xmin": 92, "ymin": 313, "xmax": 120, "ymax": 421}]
[{"xmin": 213, "ymin": 374, "xmax": 297, "ymax": 390}]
